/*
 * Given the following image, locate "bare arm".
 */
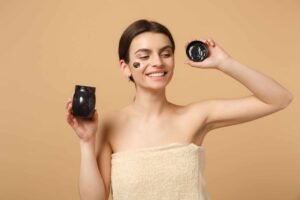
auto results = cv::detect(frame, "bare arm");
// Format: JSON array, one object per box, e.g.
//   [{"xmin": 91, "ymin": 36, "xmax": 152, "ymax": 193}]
[
  {"xmin": 66, "ymin": 100, "xmax": 107, "ymax": 200},
  {"xmin": 95, "ymin": 116, "xmax": 112, "ymax": 200},
  {"xmin": 217, "ymin": 58, "xmax": 293, "ymax": 107},
  {"xmin": 185, "ymin": 39, "xmax": 293, "ymax": 130},
  {"xmin": 207, "ymin": 58, "xmax": 292, "ymax": 130},
  {"xmin": 79, "ymin": 140, "xmax": 107, "ymax": 200}
]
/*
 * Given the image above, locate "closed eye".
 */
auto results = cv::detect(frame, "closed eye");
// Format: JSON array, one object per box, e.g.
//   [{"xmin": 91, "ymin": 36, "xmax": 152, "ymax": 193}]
[
  {"xmin": 139, "ymin": 56, "xmax": 149, "ymax": 60},
  {"xmin": 160, "ymin": 49, "xmax": 172, "ymax": 58},
  {"xmin": 161, "ymin": 53, "xmax": 171, "ymax": 58}
]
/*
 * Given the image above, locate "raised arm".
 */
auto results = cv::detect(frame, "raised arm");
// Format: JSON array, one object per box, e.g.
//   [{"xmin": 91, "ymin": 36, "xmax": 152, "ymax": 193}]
[{"xmin": 185, "ymin": 39, "xmax": 293, "ymax": 131}]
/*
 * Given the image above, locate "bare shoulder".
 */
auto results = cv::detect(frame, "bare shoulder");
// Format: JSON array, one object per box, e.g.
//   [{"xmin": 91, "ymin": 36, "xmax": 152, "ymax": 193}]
[
  {"xmin": 98, "ymin": 108, "xmax": 126, "ymax": 137},
  {"xmin": 103, "ymin": 106, "xmax": 130, "ymax": 126}
]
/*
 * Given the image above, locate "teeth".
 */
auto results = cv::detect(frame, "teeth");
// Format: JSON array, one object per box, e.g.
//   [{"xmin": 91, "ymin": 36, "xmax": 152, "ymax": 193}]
[{"xmin": 148, "ymin": 72, "xmax": 165, "ymax": 77}]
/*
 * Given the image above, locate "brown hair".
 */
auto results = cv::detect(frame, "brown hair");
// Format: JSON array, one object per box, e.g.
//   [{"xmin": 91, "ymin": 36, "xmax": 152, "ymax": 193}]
[{"xmin": 118, "ymin": 19, "xmax": 175, "ymax": 82}]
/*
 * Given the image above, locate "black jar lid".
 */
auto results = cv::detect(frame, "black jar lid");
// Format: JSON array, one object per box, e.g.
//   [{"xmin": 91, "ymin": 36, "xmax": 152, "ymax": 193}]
[
  {"xmin": 186, "ymin": 40, "xmax": 209, "ymax": 62},
  {"xmin": 75, "ymin": 85, "xmax": 96, "ymax": 93}
]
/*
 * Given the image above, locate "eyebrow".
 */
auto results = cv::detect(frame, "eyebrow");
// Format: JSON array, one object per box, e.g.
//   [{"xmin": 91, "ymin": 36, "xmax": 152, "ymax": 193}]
[{"xmin": 134, "ymin": 45, "xmax": 173, "ymax": 54}]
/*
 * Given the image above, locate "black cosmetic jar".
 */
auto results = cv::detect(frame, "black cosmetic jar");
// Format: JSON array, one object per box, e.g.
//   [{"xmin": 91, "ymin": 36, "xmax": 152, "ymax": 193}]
[{"xmin": 72, "ymin": 85, "xmax": 96, "ymax": 119}]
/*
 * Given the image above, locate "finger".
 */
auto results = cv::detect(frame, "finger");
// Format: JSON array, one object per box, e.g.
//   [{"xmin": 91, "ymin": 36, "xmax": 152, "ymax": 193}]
[
  {"xmin": 66, "ymin": 104, "xmax": 70, "ymax": 112},
  {"xmin": 72, "ymin": 117, "xmax": 79, "ymax": 129},
  {"xmin": 66, "ymin": 102, "xmax": 73, "ymax": 114},
  {"xmin": 66, "ymin": 112, "xmax": 74, "ymax": 125},
  {"xmin": 207, "ymin": 38, "xmax": 215, "ymax": 47},
  {"xmin": 203, "ymin": 38, "xmax": 210, "ymax": 45},
  {"xmin": 184, "ymin": 60, "xmax": 199, "ymax": 67},
  {"xmin": 66, "ymin": 99, "xmax": 72, "ymax": 110},
  {"xmin": 67, "ymin": 103, "xmax": 72, "ymax": 111}
]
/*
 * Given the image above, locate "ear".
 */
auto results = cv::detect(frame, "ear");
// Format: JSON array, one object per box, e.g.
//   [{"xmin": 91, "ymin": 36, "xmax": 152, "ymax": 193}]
[{"xmin": 119, "ymin": 59, "xmax": 132, "ymax": 78}]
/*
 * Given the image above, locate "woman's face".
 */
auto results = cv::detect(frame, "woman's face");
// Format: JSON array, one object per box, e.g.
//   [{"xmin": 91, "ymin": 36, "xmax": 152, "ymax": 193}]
[{"xmin": 127, "ymin": 32, "xmax": 175, "ymax": 90}]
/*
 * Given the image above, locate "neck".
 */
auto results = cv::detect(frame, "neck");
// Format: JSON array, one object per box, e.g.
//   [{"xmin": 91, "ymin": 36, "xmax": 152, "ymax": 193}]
[{"xmin": 131, "ymin": 87, "xmax": 169, "ymax": 119}]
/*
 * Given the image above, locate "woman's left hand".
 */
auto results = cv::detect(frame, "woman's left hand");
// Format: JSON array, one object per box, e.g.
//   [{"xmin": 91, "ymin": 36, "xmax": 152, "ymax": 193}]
[{"xmin": 185, "ymin": 38, "xmax": 232, "ymax": 69}]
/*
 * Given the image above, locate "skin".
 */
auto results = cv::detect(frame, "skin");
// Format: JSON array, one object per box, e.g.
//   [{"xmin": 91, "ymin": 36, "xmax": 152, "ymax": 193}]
[{"xmin": 66, "ymin": 32, "xmax": 293, "ymax": 200}]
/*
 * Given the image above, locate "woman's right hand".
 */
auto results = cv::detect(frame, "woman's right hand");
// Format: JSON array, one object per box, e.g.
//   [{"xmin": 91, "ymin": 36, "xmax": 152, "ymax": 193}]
[{"xmin": 66, "ymin": 98, "xmax": 99, "ymax": 143}]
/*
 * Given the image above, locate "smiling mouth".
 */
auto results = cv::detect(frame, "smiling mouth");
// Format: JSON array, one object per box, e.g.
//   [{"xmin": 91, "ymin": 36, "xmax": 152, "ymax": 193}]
[{"xmin": 146, "ymin": 72, "xmax": 168, "ymax": 77}]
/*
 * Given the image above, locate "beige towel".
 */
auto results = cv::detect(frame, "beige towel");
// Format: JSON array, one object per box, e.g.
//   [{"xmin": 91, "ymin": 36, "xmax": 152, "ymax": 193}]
[{"xmin": 111, "ymin": 143, "xmax": 210, "ymax": 200}]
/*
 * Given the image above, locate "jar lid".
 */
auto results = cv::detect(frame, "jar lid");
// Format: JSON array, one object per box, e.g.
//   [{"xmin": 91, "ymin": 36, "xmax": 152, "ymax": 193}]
[{"xmin": 186, "ymin": 40, "xmax": 209, "ymax": 62}]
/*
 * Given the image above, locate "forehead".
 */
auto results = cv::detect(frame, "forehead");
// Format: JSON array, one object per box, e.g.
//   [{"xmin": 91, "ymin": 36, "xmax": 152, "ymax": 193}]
[{"xmin": 129, "ymin": 32, "xmax": 172, "ymax": 53}]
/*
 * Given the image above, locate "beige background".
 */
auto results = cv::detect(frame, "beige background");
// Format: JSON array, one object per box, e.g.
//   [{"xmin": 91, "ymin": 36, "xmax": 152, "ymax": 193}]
[{"xmin": 0, "ymin": 0, "xmax": 299, "ymax": 199}]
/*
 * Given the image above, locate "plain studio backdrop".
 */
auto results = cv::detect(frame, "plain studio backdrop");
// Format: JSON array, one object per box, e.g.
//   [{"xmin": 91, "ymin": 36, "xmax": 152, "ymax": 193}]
[{"xmin": 0, "ymin": 0, "xmax": 299, "ymax": 200}]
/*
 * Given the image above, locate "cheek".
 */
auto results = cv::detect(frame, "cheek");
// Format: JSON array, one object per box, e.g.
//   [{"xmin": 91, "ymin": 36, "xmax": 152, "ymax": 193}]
[
  {"xmin": 131, "ymin": 68, "xmax": 146, "ymax": 80},
  {"xmin": 165, "ymin": 58, "xmax": 175, "ymax": 69}
]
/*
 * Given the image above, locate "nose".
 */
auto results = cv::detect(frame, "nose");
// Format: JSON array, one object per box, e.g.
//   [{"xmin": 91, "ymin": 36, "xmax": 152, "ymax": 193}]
[{"xmin": 151, "ymin": 53, "xmax": 163, "ymax": 68}]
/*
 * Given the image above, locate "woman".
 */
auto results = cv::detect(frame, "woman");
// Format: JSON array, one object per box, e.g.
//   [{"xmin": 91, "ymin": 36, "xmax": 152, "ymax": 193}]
[{"xmin": 66, "ymin": 19, "xmax": 293, "ymax": 200}]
